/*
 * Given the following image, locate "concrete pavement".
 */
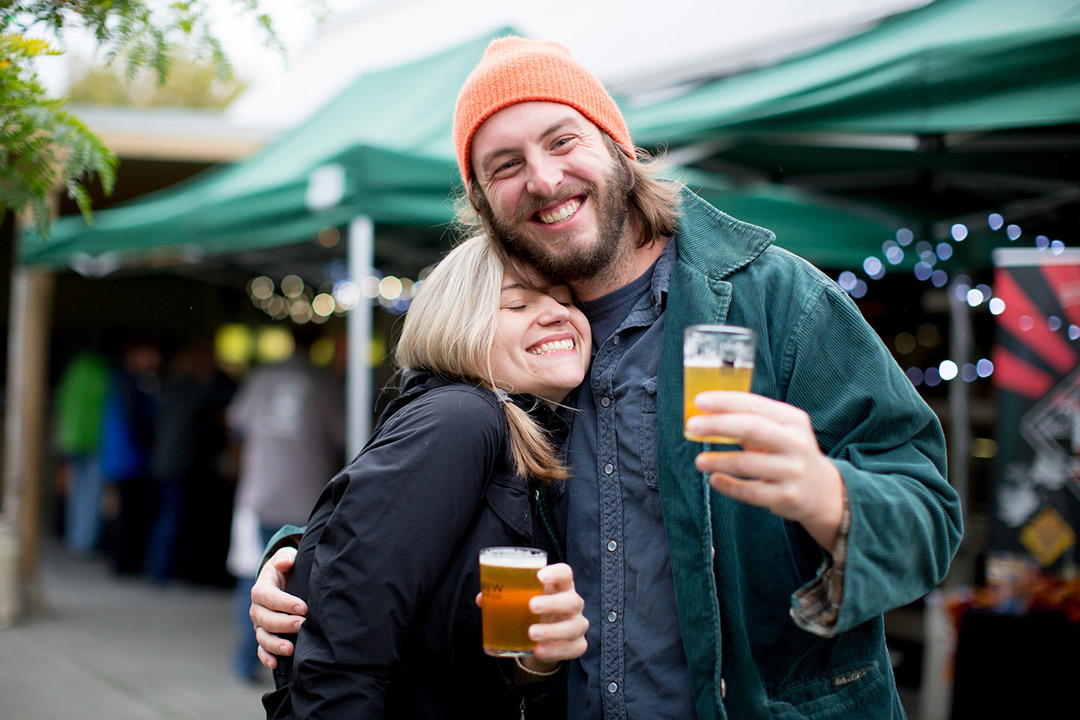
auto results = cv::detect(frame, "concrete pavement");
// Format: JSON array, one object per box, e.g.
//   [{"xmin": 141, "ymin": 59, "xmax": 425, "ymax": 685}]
[
  {"xmin": 2, "ymin": 539, "xmax": 932, "ymax": 719},
  {"xmin": 0, "ymin": 540, "xmax": 272, "ymax": 720}
]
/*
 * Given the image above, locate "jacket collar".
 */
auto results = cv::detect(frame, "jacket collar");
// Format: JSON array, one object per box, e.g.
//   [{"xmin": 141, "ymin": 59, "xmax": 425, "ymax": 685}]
[{"xmin": 674, "ymin": 185, "xmax": 775, "ymax": 280}]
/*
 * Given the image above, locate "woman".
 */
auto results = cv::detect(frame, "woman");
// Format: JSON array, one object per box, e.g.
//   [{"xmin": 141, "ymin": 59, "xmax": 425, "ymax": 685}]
[{"xmin": 262, "ymin": 234, "xmax": 591, "ymax": 719}]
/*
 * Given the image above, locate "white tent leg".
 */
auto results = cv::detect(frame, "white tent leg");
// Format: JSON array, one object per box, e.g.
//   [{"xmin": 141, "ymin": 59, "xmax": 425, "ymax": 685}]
[{"xmin": 346, "ymin": 216, "xmax": 374, "ymax": 460}]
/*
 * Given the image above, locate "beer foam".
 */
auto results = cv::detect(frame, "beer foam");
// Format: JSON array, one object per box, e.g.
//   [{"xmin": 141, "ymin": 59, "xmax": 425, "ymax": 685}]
[
  {"xmin": 480, "ymin": 548, "xmax": 547, "ymax": 568},
  {"xmin": 684, "ymin": 359, "xmax": 723, "ymax": 368}
]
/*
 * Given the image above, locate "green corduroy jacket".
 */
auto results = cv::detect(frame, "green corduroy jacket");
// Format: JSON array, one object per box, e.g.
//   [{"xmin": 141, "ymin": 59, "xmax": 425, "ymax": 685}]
[{"xmin": 656, "ymin": 189, "xmax": 963, "ymax": 719}]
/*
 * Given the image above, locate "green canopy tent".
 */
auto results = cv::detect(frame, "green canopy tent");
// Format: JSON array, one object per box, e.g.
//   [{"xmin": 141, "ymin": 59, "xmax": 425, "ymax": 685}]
[
  {"xmin": 17, "ymin": 30, "xmax": 501, "ymax": 456},
  {"xmin": 628, "ymin": 0, "xmax": 1080, "ymax": 138},
  {"xmin": 17, "ymin": 36, "xmax": 482, "ymax": 271},
  {"xmin": 15, "ymin": 26, "xmax": 923, "ymax": 459},
  {"xmin": 624, "ymin": 0, "xmax": 1080, "ymax": 266}
]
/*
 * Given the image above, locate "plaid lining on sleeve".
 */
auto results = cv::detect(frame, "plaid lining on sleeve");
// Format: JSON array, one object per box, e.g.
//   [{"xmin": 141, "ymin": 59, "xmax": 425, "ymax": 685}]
[{"xmin": 789, "ymin": 492, "xmax": 851, "ymax": 637}]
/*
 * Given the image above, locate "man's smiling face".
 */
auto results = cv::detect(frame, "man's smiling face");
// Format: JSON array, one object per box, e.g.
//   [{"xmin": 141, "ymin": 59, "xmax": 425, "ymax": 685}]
[{"xmin": 469, "ymin": 101, "xmax": 632, "ymax": 283}]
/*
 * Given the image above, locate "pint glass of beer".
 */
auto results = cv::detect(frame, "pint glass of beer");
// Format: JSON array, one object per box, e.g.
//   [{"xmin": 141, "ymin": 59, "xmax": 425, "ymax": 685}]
[
  {"xmin": 479, "ymin": 547, "xmax": 547, "ymax": 657},
  {"xmin": 683, "ymin": 324, "xmax": 756, "ymax": 443}
]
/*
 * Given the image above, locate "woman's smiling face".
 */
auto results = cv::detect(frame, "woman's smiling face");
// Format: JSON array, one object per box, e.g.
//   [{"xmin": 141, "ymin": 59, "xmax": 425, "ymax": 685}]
[{"xmin": 489, "ymin": 272, "xmax": 590, "ymax": 404}]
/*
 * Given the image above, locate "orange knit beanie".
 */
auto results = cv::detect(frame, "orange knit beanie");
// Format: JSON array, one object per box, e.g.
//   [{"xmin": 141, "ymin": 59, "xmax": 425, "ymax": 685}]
[{"xmin": 453, "ymin": 36, "xmax": 634, "ymax": 185}]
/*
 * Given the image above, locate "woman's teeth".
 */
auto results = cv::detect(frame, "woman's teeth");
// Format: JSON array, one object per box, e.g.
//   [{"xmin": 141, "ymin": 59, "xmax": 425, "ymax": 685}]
[
  {"xmin": 529, "ymin": 339, "xmax": 575, "ymax": 355},
  {"xmin": 537, "ymin": 197, "xmax": 582, "ymax": 224}
]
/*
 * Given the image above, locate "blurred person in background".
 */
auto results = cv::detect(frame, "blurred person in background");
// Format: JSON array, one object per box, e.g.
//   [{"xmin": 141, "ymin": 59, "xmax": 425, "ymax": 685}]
[
  {"xmin": 99, "ymin": 337, "xmax": 162, "ymax": 577},
  {"xmin": 53, "ymin": 346, "xmax": 110, "ymax": 557},
  {"xmin": 145, "ymin": 339, "xmax": 235, "ymax": 585},
  {"xmin": 226, "ymin": 325, "xmax": 346, "ymax": 681}
]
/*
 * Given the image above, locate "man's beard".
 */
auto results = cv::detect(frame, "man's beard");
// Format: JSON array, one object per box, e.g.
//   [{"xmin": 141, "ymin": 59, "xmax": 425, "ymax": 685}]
[{"xmin": 475, "ymin": 157, "xmax": 632, "ymax": 283}]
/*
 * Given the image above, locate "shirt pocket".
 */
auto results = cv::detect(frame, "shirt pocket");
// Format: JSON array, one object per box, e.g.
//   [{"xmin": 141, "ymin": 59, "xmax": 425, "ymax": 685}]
[{"xmin": 640, "ymin": 376, "xmax": 659, "ymax": 490}]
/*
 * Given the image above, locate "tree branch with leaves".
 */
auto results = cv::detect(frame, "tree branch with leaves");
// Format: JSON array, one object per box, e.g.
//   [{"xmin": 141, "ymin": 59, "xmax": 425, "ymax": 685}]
[{"xmin": 0, "ymin": 0, "xmax": 310, "ymax": 238}]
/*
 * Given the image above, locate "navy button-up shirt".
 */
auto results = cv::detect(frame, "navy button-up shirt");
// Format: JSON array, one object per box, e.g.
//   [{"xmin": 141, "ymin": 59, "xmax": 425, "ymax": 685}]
[{"xmin": 557, "ymin": 239, "xmax": 697, "ymax": 720}]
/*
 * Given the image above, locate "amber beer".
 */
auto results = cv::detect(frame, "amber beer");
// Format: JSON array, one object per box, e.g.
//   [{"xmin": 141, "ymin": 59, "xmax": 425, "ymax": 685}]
[
  {"xmin": 683, "ymin": 325, "xmax": 756, "ymax": 444},
  {"xmin": 479, "ymin": 547, "xmax": 546, "ymax": 657}
]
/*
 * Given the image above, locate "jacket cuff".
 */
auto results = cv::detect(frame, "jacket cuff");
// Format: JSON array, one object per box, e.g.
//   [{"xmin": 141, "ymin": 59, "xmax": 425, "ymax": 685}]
[
  {"xmin": 789, "ymin": 495, "xmax": 850, "ymax": 637},
  {"xmin": 258, "ymin": 524, "xmax": 306, "ymax": 573}
]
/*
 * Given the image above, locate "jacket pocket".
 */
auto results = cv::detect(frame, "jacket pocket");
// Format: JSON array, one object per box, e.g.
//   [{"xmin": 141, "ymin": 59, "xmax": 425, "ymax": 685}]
[
  {"xmin": 766, "ymin": 662, "xmax": 890, "ymax": 719},
  {"xmin": 485, "ymin": 475, "xmax": 535, "ymax": 541},
  {"xmin": 640, "ymin": 376, "xmax": 659, "ymax": 490}
]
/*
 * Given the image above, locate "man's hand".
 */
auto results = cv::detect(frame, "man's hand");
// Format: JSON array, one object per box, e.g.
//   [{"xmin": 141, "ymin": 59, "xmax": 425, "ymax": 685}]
[
  {"xmin": 250, "ymin": 547, "xmax": 306, "ymax": 670},
  {"xmin": 475, "ymin": 562, "xmax": 589, "ymax": 673},
  {"xmin": 686, "ymin": 391, "xmax": 846, "ymax": 554}
]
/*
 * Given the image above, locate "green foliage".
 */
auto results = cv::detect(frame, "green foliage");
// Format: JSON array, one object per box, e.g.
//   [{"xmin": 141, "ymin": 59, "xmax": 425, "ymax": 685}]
[
  {"xmin": 0, "ymin": 0, "xmax": 316, "ymax": 238},
  {"xmin": 0, "ymin": 32, "xmax": 117, "ymax": 239},
  {"xmin": 1, "ymin": 1, "xmax": 286, "ymax": 83}
]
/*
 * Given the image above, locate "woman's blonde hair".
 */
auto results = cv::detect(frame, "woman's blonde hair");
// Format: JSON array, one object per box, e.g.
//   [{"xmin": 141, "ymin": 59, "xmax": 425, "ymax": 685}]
[{"xmin": 395, "ymin": 234, "xmax": 569, "ymax": 483}]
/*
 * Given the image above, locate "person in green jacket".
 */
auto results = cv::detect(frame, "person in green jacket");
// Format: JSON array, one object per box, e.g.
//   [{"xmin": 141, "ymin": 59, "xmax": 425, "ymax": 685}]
[
  {"xmin": 250, "ymin": 36, "xmax": 962, "ymax": 719},
  {"xmin": 53, "ymin": 349, "xmax": 110, "ymax": 556}
]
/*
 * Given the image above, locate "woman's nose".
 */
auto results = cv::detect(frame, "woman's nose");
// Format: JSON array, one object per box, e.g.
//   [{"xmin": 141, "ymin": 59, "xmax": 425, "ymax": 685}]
[{"xmin": 537, "ymin": 297, "xmax": 572, "ymax": 323}]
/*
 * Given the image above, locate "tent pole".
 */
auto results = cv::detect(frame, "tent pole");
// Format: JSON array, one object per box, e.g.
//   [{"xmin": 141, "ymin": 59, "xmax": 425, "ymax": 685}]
[
  {"xmin": 946, "ymin": 278, "xmax": 973, "ymax": 586},
  {"xmin": 346, "ymin": 216, "xmax": 374, "ymax": 460}
]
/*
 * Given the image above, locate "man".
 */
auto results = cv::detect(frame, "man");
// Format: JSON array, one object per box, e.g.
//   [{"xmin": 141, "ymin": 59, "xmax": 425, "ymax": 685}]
[{"xmin": 251, "ymin": 37, "xmax": 962, "ymax": 719}]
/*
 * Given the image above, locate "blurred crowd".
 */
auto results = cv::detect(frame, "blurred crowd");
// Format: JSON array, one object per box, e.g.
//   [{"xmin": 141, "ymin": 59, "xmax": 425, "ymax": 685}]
[{"xmin": 49, "ymin": 326, "xmax": 345, "ymax": 680}]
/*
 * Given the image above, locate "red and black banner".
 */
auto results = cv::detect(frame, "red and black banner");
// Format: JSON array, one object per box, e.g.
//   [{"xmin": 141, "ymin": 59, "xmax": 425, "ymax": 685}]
[{"xmin": 989, "ymin": 249, "xmax": 1080, "ymax": 571}]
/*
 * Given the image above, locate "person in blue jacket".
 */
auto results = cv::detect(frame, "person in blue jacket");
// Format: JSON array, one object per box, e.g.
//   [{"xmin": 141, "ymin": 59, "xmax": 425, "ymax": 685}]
[{"xmin": 251, "ymin": 37, "xmax": 962, "ymax": 720}]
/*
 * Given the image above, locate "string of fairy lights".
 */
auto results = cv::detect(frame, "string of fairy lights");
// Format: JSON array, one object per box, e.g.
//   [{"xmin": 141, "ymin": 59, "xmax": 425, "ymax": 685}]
[
  {"xmin": 242, "ymin": 213, "xmax": 1075, "ymax": 396},
  {"xmin": 834, "ymin": 213, "xmax": 1077, "ymax": 393},
  {"xmin": 245, "ymin": 259, "xmax": 425, "ymax": 323}
]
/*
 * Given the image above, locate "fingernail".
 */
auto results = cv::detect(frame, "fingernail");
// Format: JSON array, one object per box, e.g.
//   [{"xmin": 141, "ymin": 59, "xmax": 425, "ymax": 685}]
[
  {"xmin": 686, "ymin": 418, "xmax": 703, "ymax": 434},
  {"xmin": 293, "ymin": 604, "xmax": 305, "ymax": 614},
  {"xmin": 279, "ymin": 643, "xmax": 289, "ymax": 653},
  {"xmin": 293, "ymin": 619, "xmax": 303, "ymax": 631}
]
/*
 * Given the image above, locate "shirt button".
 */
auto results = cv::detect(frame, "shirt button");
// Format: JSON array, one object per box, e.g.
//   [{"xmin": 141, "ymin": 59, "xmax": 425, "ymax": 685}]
[
  {"xmin": 604, "ymin": 463, "xmax": 614, "ymax": 475},
  {"xmin": 607, "ymin": 682, "xmax": 618, "ymax": 694},
  {"xmin": 612, "ymin": 335, "xmax": 620, "ymax": 345},
  {"xmin": 721, "ymin": 678, "xmax": 727, "ymax": 699},
  {"xmin": 607, "ymin": 540, "xmax": 617, "ymax": 552},
  {"xmin": 607, "ymin": 611, "xmax": 617, "ymax": 623},
  {"xmin": 600, "ymin": 396, "xmax": 611, "ymax": 407}
]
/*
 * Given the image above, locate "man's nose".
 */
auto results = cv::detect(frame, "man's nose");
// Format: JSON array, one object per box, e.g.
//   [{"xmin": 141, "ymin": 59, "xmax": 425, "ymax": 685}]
[{"xmin": 525, "ymin": 155, "xmax": 562, "ymax": 198}]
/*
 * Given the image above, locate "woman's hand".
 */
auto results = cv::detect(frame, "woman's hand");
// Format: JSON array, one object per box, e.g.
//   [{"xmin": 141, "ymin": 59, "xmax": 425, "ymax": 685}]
[
  {"xmin": 521, "ymin": 563, "xmax": 590, "ymax": 672},
  {"xmin": 249, "ymin": 547, "xmax": 307, "ymax": 669},
  {"xmin": 474, "ymin": 562, "xmax": 589, "ymax": 673}
]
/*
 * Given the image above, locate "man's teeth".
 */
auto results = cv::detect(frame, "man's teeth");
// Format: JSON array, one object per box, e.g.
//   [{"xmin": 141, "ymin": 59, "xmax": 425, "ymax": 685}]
[
  {"xmin": 529, "ymin": 339, "xmax": 575, "ymax": 355},
  {"xmin": 537, "ymin": 198, "xmax": 582, "ymax": 224}
]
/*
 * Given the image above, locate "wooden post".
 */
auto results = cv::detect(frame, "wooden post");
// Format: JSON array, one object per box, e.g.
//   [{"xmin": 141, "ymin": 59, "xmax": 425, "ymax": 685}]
[{"xmin": 0, "ymin": 214, "xmax": 56, "ymax": 625}]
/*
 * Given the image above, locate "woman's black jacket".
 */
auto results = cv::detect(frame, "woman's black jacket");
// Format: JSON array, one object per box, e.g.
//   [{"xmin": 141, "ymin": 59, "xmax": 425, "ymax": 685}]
[{"xmin": 263, "ymin": 372, "xmax": 567, "ymax": 719}]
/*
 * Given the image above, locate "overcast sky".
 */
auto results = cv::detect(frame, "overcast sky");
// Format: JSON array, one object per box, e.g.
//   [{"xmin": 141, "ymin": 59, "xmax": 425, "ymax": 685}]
[{"xmin": 37, "ymin": 0, "xmax": 930, "ymax": 130}]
